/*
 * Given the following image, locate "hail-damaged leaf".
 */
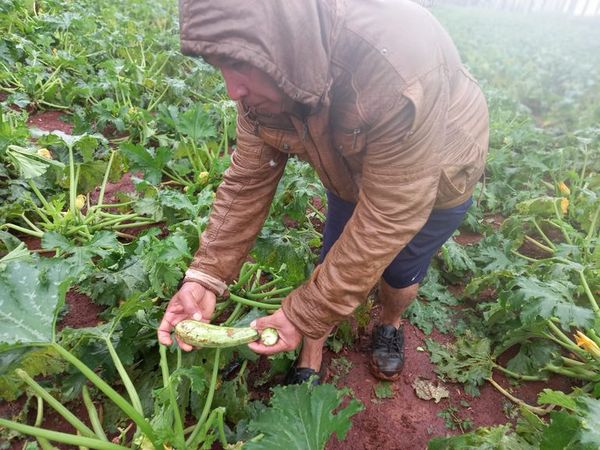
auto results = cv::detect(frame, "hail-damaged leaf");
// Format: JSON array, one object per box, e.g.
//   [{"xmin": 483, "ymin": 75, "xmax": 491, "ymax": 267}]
[
  {"xmin": 245, "ymin": 383, "xmax": 363, "ymax": 450},
  {"xmin": 0, "ymin": 258, "xmax": 73, "ymax": 345}
]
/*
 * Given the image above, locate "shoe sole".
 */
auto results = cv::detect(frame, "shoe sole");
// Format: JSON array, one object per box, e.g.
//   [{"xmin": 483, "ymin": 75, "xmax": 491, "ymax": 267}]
[{"xmin": 369, "ymin": 357, "xmax": 402, "ymax": 381}]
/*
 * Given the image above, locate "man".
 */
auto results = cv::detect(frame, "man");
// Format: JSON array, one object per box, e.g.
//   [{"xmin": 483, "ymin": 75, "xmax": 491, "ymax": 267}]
[{"xmin": 158, "ymin": 0, "xmax": 488, "ymax": 383}]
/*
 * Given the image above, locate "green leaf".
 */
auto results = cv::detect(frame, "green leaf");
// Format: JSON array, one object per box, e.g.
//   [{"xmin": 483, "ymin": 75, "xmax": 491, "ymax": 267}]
[
  {"xmin": 373, "ymin": 381, "xmax": 394, "ymax": 399},
  {"xmin": 427, "ymin": 424, "xmax": 535, "ymax": 449},
  {"xmin": 76, "ymin": 160, "xmax": 109, "ymax": 194},
  {"xmin": 121, "ymin": 143, "xmax": 170, "ymax": 185},
  {"xmin": 245, "ymin": 383, "xmax": 363, "ymax": 450},
  {"xmin": 579, "ymin": 397, "xmax": 600, "ymax": 447},
  {"xmin": 538, "ymin": 389, "xmax": 577, "ymax": 411},
  {"xmin": 0, "ymin": 258, "xmax": 73, "ymax": 344},
  {"xmin": 0, "ymin": 243, "xmax": 32, "ymax": 266},
  {"xmin": 5, "ymin": 145, "xmax": 63, "ymax": 179},
  {"xmin": 0, "ymin": 346, "xmax": 66, "ymax": 401},
  {"xmin": 172, "ymin": 365, "xmax": 208, "ymax": 399},
  {"xmin": 506, "ymin": 341, "xmax": 558, "ymax": 377},
  {"xmin": 515, "ymin": 277, "xmax": 594, "ymax": 328},
  {"xmin": 540, "ymin": 411, "xmax": 580, "ymax": 450},
  {"xmin": 42, "ymin": 231, "xmax": 122, "ymax": 268},
  {"xmin": 213, "ymin": 378, "xmax": 250, "ymax": 424},
  {"xmin": 516, "ymin": 196, "xmax": 564, "ymax": 218},
  {"xmin": 175, "ymin": 105, "xmax": 216, "ymax": 142},
  {"xmin": 426, "ymin": 333, "xmax": 493, "ymax": 397},
  {"xmin": 405, "ymin": 299, "xmax": 453, "ymax": 335},
  {"xmin": 439, "ymin": 237, "xmax": 477, "ymax": 275}
]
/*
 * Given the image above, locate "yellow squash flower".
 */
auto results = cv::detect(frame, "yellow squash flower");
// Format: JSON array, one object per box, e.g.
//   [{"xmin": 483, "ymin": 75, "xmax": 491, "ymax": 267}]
[
  {"xmin": 75, "ymin": 194, "xmax": 86, "ymax": 210},
  {"xmin": 560, "ymin": 197, "xmax": 569, "ymax": 215},
  {"xmin": 197, "ymin": 171, "xmax": 210, "ymax": 185},
  {"xmin": 37, "ymin": 148, "xmax": 52, "ymax": 159},
  {"xmin": 574, "ymin": 331, "xmax": 600, "ymax": 357},
  {"xmin": 558, "ymin": 181, "xmax": 570, "ymax": 195}
]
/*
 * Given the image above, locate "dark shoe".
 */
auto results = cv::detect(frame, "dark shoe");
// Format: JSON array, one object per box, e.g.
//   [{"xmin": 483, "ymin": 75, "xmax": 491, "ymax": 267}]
[
  {"xmin": 370, "ymin": 324, "xmax": 404, "ymax": 381},
  {"xmin": 284, "ymin": 366, "xmax": 321, "ymax": 385}
]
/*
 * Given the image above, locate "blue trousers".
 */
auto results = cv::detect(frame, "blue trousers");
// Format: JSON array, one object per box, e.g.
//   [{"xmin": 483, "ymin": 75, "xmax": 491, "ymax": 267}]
[{"xmin": 319, "ymin": 192, "xmax": 472, "ymax": 288}]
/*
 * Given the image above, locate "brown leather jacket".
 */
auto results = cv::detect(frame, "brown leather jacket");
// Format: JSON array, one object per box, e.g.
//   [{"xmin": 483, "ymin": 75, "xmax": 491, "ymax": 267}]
[{"xmin": 179, "ymin": 0, "xmax": 489, "ymax": 338}]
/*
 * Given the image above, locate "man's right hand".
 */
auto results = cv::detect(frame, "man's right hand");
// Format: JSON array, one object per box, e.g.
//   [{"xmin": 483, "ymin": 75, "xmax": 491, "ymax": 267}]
[{"xmin": 157, "ymin": 282, "xmax": 216, "ymax": 351}]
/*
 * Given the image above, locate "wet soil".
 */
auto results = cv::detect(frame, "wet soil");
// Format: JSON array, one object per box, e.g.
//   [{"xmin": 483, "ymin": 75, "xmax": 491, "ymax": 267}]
[
  {"xmin": 324, "ymin": 315, "xmax": 571, "ymax": 450},
  {"xmin": 26, "ymin": 110, "xmax": 73, "ymax": 134},
  {"xmin": 0, "ymin": 112, "xmax": 575, "ymax": 449}
]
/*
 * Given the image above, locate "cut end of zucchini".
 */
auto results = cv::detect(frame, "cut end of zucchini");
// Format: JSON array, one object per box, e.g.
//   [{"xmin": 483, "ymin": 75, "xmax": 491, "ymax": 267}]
[{"xmin": 260, "ymin": 327, "xmax": 279, "ymax": 346}]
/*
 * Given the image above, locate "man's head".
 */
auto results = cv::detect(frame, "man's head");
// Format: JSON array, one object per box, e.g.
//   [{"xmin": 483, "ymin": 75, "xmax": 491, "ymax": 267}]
[
  {"xmin": 179, "ymin": 0, "xmax": 339, "ymax": 110},
  {"xmin": 204, "ymin": 55, "xmax": 295, "ymax": 116}
]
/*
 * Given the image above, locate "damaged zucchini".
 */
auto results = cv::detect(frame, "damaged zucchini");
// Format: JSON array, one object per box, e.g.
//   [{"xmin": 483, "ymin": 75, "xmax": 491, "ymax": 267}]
[{"xmin": 174, "ymin": 320, "xmax": 279, "ymax": 348}]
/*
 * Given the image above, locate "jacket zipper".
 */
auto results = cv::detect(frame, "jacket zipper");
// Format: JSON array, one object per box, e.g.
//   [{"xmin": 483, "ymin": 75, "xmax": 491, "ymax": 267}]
[{"xmin": 352, "ymin": 128, "xmax": 361, "ymax": 151}]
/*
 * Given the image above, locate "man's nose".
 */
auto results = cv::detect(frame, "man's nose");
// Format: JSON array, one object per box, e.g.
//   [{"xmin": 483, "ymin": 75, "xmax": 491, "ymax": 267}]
[{"xmin": 221, "ymin": 69, "xmax": 248, "ymax": 101}]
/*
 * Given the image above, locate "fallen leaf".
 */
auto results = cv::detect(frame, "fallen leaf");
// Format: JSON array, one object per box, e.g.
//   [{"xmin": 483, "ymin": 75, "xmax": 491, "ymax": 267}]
[{"xmin": 412, "ymin": 378, "xmax": 449, "ymax": 403}]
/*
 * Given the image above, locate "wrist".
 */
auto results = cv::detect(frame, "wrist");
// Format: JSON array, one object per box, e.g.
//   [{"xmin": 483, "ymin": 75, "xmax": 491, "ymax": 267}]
[{"xmin": 183, "ymin": 268, "xmax": 228, "ymax": 296}]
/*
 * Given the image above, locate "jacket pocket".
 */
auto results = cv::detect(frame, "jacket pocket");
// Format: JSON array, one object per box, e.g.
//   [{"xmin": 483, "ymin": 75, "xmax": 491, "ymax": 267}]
[
  {"xmin": 259, "ymin": 128, "xmax": 306, "ymax": 155},
  {"xmin": 439, "ymin": 166, "xmax": 470, "ymax": 198},
  {"xmin": 332, "ymin": 127, "xmax": 367, "ymax": 156}
]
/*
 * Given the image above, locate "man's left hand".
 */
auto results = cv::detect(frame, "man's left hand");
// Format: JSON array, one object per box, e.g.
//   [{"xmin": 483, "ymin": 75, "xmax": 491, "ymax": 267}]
[{"xmin": 248, "ymin": 308, "xmax": 302, "ymax": 355}]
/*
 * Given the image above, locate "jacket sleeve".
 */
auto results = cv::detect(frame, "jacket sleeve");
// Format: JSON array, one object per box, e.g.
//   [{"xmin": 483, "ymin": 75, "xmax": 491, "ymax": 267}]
[
  {"xmin": 282, "ymin": 74, "xmax": 449, "ymax": 339},
  {"xmin": 187, "ymin": 110, "xmax": 288, "ymax": 291}
]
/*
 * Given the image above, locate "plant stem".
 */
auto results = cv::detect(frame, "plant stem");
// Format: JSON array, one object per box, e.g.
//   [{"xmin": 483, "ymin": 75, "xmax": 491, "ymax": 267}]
[
  {"xmin": 531, "ymin": 218, "xmax": 556, "ymax": 252},
  {"xmin": 307, "ymin": 201, "xmax": 326, "ymax": 221},
  {"xmin": 192, "ymin": 407, "xmax": 227, "ymax": 447},
  {"xmin": 561, "ymin": 356, "xmax": 588, "ymax": 367},
  {"xmin": 105, "ymin": 338, "xmax": 144, "ymax": 416},
  {"xmin": 524, "ymin": 235, "xmax": 554, "ymax": 254},
  {"xmin": 544, "ymin": 364, "xmax": 599, "ymax": 381},
  {"xmin": 0, "ymin": 419, "xmax": 129, "ymax": 450},
  {"xmin": 97, "ymin": 150, "xmax": 115, "ymax": 208},
  {"xmin": 545, "ymin": 219, "xmax": 573, "ymax": 245},
  {"xmin": 229, "ymin": 293, "xmax": 280, "ymax": 310},
  {"xmin": 1, "ymin": 223, "xmax": 44, "ymax": 238},
  {"xmin": 109, "ymin": 220, "xmax": 156, "ymax": 230},
  {"xmin": 215, "ymin": 408, "xmax": 228, "ymax": 448},
  {"xmin": 186, "ymin": 348, "xmax": 221, "ymax": 448},
  {"xmin": 247, "ymin": 275, "xmax": 282, "ymax": 292},
  {"xmin": 511, "ymin": 249, "xmax": 540, "ymax": 263},
  {"xmin": 586, "ymin": 206, "xmax": 599, "ymax": 241},
  {"xmin": 68, "ymin": 145, "xmax": 77, "ymax": 219},
  {"xmin": 246, "ymin": 286, "xmax": 294, "ymax": 300},
  {"xmin": 230, "ymin": 263, "xmax": 258, "ymax": 290},
  {"xmin": 492, "ymin": 363, "xmax": 545, "ymax": 381},
  {"xmin": 222, "ymin": 302, "xmax": 244, "ymax": 326},
  {"xmin": 546, "ymin": 321, "xmax": 587, "ymax": 358},
  {"xmin": 486, "ymin": 377, "xmax": 551, "ymax": 415},
  {"xmin": 578, "ymin": 270, "xmax": 600, "ymax": 315},
  {"xmin": 34, "ymin": 395, "xmax": 54, "ymax": 450},
  {"xmin": 159, "ymin": 345, "xmax": 185, "ymax": 441},
  {"xmin": 15, "ymin": 369, "xmax": 96, "ymax": 438},
  {"xmin": 21, "ymin": 213, "xmax": 44, "ymax": 233},
  {"xmin": 51, "ymin": 343, "xmax": 157, "ymax": 445},
  {"xmin": 82, "ymin": 386, "xmax": 108, "ymax": 442}
]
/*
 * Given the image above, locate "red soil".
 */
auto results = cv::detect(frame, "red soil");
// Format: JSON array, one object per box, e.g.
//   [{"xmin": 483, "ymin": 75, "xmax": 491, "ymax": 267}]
[
  {"xmin": 324, "ymin": 315, "xmax": 571, "ymax": 450},
  {"xmin": 26, "ymin": 110, "xmax": 73, "ymax": 134},
  {"xmin": 0, "ymin": 111, "xmax": 575, "ymax": 450}
]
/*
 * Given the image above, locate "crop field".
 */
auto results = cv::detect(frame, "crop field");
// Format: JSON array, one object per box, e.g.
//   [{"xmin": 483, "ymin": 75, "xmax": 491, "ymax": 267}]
[{"xmin": 0, "ymin": 1, "xmax": 599, "ymax": 449}]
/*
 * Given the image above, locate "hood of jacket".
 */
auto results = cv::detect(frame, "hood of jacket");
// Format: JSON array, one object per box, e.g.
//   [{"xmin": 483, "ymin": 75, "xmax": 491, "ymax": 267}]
[{"xmin": 179, "ymin": 0, "xmax": 344, "ymax": 109}]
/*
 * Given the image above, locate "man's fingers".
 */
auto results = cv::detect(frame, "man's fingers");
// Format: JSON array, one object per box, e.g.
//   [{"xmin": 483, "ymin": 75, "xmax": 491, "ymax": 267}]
[
  {"xmin": 250, "ymin": 317, "xmax": 274, "ymax": 332},
  {"xmin": 157, "ymin": 329, "xmax": 173, "ymax": 346},
  {"xmin": 157, "ymin": 313, "xmax": 178, "ymax": 346},
  {"xmin": 248, "ymin": 340, "xmax": 290, "ymax": 355},
  {"xmin": 175, "ymin": 335, "xmax": 194, "ymax": 352}
]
